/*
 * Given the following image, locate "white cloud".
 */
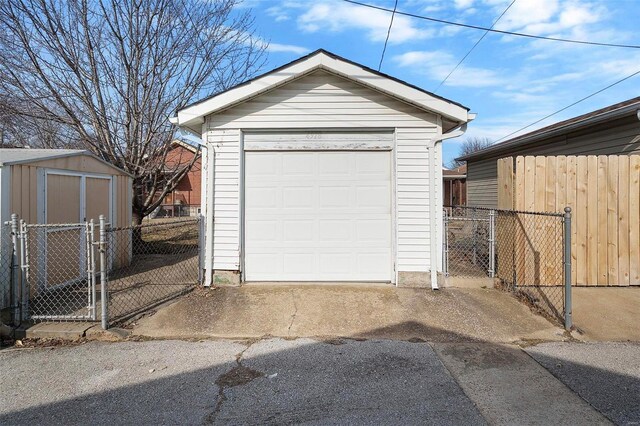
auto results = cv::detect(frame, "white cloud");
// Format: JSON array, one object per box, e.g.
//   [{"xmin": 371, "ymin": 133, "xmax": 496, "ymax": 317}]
[
  {"xmin": 297, "ymin": 1, "xmax": 433, "ymax": 43},
  {"xmin": 266, "ymin": 6, "xmax": 290, "ymax": 22},
  {"xmin": 494, "ymin": 0, "xmax": 604, "ymax": 35},
  {"xmin": 266, "ymin": 43, "xmax": 310, "ymax": 55},
  {"xmin": 394, "ymin": 50, "xmax": 503, "ymax": 88},
  {"xmin": 454, "ymin": 0, "xmax": 475, "ymax": 9}
]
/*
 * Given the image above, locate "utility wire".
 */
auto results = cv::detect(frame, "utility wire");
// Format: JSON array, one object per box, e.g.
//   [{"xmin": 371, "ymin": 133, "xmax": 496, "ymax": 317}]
[
  {"xmin": 434, "ymin": 0, "xmax": 516, "ymax": 92},
  {"xmin": 343, "ymin": 0, "xmax": 640, "ymax": 49},
  {"xmin": 378, "ymin": 0, "xmax": 398, "ymax": 71},
  {"xmin": 494, "ymin": 69, "xmax": 640, "ymax": 143}
]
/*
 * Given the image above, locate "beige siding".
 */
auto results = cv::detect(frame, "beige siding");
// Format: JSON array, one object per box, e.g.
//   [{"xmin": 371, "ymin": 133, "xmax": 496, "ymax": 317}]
[
  {"xmin": 206, "ymin": 70, "xmax": 442, "ymax": 276},
  {"xmin": 466, "ymin": 117, "xmax": 640, "ymax": 208},
  {"xmin": 26, "ymin": 155, "xmax": 130, "ymax": 176},
  {"xmin": 209, "ymin": 70, "xmax": 438, "ymax": 129},
  {"xmin": 6, "ymin": 157, "xmax": 132, "ymax": 267}
]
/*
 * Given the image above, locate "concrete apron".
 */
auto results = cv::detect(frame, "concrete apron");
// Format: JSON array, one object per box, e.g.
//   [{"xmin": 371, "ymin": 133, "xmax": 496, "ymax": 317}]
[{"xmin": 130, "ymin": 285, "xmax": 564, "ymax": 343}]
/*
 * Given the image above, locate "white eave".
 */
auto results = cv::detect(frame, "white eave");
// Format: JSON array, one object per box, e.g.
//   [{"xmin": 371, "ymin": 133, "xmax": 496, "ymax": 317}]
[{"xmin": 172, "ymin": 50, "xmax": 472, "ymax": 134}]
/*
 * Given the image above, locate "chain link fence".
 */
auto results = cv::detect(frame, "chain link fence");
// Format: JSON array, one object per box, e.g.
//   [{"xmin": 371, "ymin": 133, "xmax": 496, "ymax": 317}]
[
  {"xmin": 1, "ymin": 215, "xmax": 201, "ymax": 328},
  {"xmin": 104, "ymin": 218, "xmax": 200, "ymax": 325},
  {"xmin": 443, "ymin": 207, "xmax": 494, "ymax": 286},
  {"xmin": 445, "ymin": 206, "xmax": 571, "ymax": 327}
]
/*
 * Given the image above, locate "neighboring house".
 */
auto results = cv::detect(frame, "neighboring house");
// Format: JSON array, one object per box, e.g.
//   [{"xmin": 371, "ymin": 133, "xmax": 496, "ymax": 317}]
[
  {"xmin": 460, "ymin": 96, "xmax": 640, "ymax": 208},
  {"xmin": 154, "ymin": 140, "xmax": 202, "ymax": 217},
  {"xmin": 0, "ymin": 148, "xmax": 132, "ymax": 314},
  {"xmin": 171, "ymin": 49, "xmax": 474, "ymax": 288},
  {"xmin": 443, "ymin": 165, "xmax": 466, "ymax": 206}
]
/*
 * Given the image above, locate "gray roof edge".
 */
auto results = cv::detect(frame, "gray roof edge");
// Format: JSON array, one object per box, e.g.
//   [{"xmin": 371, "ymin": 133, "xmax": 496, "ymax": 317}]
[{"xmin": 459, "ymin": 101, "xmax": 640, "ymax": 162}]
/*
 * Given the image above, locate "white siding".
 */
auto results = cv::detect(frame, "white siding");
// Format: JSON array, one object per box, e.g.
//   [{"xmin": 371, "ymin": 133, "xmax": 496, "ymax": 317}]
[
  {"xmin": 209, "ymin": 70, "xmax": 437, "ymax": 129},
  {"xmin": 395, "ymin": 128, "xmax": 438, "ymax": 273},
  {"xmin": 205, "ymin": 69, "xmax": 441, "ymax": 276},
  {"xmin": 207, "ymin": 129, "xmax": 241, "ymax": 270}
]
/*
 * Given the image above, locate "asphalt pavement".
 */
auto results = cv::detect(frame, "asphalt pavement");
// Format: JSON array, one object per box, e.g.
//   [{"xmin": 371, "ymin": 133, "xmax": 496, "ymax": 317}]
[
  {"xmin": 0, "ymin": 338, "xmax": 621, "ymax": 425},
  {"xmin": 527, "ymin": 342, "xmax": 640, "ymax": 426}
]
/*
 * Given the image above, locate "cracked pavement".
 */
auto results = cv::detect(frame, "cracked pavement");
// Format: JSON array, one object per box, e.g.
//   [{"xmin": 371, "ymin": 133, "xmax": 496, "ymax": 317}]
[{"xmin": 0, "ymin": 338, "xmax": 618, "ymax": 425}]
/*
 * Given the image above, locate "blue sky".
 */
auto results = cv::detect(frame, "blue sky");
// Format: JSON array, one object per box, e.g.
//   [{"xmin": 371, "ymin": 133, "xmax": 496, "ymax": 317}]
[{"xmin": 233, "ymin": 0, "xmax": 640, "ymax": 166}]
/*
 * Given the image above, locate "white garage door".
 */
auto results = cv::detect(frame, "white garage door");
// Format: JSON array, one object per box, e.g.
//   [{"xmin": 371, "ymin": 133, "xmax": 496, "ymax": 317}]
[{"xmin": 244, "ymin": 150, "xmax": 392, "ymax": 281}]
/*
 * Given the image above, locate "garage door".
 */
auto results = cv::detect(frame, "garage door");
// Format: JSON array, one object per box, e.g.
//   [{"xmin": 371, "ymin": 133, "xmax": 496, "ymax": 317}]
[{"xmin": 244, "ymin": 150, "xmax": 392, "ymax": 281}]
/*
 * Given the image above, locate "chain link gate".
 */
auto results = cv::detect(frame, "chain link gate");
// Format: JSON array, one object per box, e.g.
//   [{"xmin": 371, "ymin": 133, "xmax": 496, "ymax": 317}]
[
  {"xmin": 2, "ymin": 215, "xmax": 201, "ymax": 328},
  {"xmin": 3, "ymin": 215, "xmax": 97, "ymax": 322},
  {"xmin": 443, "ymin": 207, "xmax": 496, "ymax": 287},
  {"xmin": 444, "ymin": 205, "xmax": 572, "ymax": 329}
]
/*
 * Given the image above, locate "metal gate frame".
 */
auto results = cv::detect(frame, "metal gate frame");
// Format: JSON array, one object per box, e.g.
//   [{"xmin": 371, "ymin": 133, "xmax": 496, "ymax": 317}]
[
  {"xmin": 7, "ymin": 214, "xmax": 97, "ymax": 322},
  {"xmin": 442, "ymin": 207, "xmax": 496, "ymax": 279}
]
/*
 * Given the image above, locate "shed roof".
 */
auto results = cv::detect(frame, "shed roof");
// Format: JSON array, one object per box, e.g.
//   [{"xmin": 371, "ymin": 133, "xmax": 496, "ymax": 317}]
[
  {"xmin": 0, "ymin": 148, "xmax": 132, "ymax": 176},
  {"xmin": 172, "ymin": 49, "xmax": 473, "ymax": 134},
  {"xmin": 459, "ymin": 96, "xmax": 640, "ymax": 162}
]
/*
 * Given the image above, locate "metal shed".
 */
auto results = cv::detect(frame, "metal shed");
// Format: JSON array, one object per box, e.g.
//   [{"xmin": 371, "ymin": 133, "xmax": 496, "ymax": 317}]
[{"xmin": 0, "ymin": 148, "xmax": 132, "ymax": 312}]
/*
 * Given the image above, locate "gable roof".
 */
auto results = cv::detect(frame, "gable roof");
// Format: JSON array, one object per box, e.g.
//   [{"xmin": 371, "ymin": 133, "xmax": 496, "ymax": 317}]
[
  {"xmin": 172, "ymin": 49, "xmax": 472, "ymax": 134},
  {"xmin": 0, "ymin": 148, "xmax": 132, "ymax": 176},
  {"xmin": 170, "ymin": 139, "xmax": 199, "ymax": 154},
  {"xmin": 459, "ymin": 96, "xmax": 640, "ymax": 162}
]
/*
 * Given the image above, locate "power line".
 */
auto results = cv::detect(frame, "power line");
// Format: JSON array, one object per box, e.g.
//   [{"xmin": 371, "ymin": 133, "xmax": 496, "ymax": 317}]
[
  {"xmin": 343, "ymin": 0, "xmax": 640, "ymax": 49},
  {"xmin": 494, "ymin": 69, "xmax": 640, "ymax": 143},
  {"xmin": 378, "ymin": 0, "xmax": 398, "ymax": 71},
  {"xmin": 434, "ymin": 0, "xmax": 516, "ymax": 92}
]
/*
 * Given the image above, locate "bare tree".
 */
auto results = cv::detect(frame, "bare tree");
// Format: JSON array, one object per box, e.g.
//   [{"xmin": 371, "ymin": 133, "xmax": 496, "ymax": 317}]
[
  {"xmin": 0, "ymin": 0, "xmax": 266, "ymax": 223},
  {"xmin": 449, "ymin": 136, "xmax": 494, "ymax": 168}
]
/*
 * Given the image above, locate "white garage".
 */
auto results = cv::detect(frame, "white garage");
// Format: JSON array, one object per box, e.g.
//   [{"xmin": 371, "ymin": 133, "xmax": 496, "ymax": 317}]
[{"xmin": 171, "ymin": 50, "xmax": 474, "ymax": 288}]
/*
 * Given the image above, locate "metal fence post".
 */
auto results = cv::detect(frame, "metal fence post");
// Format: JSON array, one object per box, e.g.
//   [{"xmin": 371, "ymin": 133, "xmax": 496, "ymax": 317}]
[
  {"xmin": 19, "ymin": 220, "xmax": 29, "ymax": 320},
  {"xmin": 563, "ymin": 207, "xmax": 572, "ymax": 330},
  {"xmin": 99, "ymin": 215, "xmax": 108, "ymax": 330},
  {"xmin": 9, "ymin": 214, "xmax": 20, "ymax": 325},
  {"xmin": 443, "ymin": 209, "xmax": 449, "ymax": 277},
  {"xmin": 198, "ymin": 216, "xmax": 203, "ymax": 284},
  {"xmin": 88, "ymin": 220, "xmax": 97, "ymax": 321},
  {"xmin": 488, "ymin": 209, "xmax": 496, "ymax": 278}
]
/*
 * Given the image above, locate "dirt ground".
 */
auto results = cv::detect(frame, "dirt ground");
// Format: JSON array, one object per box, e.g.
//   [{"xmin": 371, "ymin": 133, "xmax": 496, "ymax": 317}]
[{"xmin": 131, "ymin": 285, "xmax": 565, "ymax": 344}]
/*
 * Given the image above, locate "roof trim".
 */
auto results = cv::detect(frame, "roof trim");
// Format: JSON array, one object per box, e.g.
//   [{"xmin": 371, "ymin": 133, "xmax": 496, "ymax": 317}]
[
  {"xmin": 459, "ymin": 96, "xmax": 640, "ymax": 162},
  {"xmin": 0, "ymin": 149, "xmax": 133, "ymax": 177},
  {"xmin": 171, "ymin": 139, "xmax": 200, "ymax": 154},
  {"xmin": 173, "ymin": 49, "xmax": 472, "ymax": 133}
]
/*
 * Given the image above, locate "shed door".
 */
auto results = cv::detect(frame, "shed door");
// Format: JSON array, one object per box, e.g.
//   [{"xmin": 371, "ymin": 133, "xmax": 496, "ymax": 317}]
[
  {"xmin": 45, "ymin": 174, "xmax": 83, "ymax": 286},
  {"xmin": 43, "ymin": 172, "xmax": 112, "ymax": 287},
  {"xmin": 244, "ymin": 150, "xmax": 392, "ymax": 281}
]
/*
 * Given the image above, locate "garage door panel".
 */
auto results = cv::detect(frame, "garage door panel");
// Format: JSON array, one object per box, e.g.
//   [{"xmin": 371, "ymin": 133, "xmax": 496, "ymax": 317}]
[
  {"xmin": 319, "ymin": 186, "xmax": 351, "ymax": 207},
  {"xmin": 246, "ymin": 219, "xmax": 279, "ymax": 240},
  {"xmin": 246, "ymin": 187, "xmax": 277, "ymax": 208},
  {"xmin": 283, "ymin": 220, "xmax": 314, "ymax": 241},
  {"xmin": 283, "ymin": 154, "xmax": 315, "ymax": 175},
  {"xmin": 319, "ymin": 154, "xmax": 350, "ymax": 175},
  {"xmin": 245, "ymin": 149, "xmax": 392, "ymax": 282},
  {"xmin": 283, "ymin": 187, "xmax": 313, "ymax": 207},
  {"xmin": 319, "ymin": 220, "xmax": 352, "ymax": 241}
]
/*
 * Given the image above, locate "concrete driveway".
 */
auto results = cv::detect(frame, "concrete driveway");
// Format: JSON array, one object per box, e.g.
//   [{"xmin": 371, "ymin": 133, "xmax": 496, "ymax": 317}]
[
  {"xmin": 131, "ymin": 285, "xmax": 564, "ymax": 344},
  {"xmin": 572, "ymin": 287, "xmax": 640, "ymax": 341}
]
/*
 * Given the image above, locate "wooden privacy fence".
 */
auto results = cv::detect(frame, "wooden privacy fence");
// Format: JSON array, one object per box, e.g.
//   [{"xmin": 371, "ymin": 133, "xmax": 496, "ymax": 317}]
[{"xmin": 497, "ymin": 155, "xmax": 640, "ymax": 286}]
